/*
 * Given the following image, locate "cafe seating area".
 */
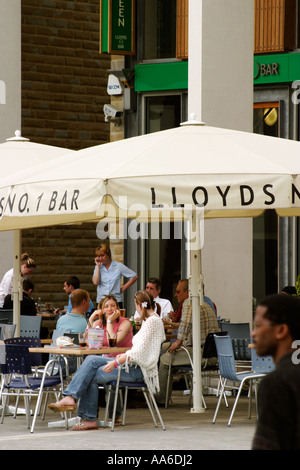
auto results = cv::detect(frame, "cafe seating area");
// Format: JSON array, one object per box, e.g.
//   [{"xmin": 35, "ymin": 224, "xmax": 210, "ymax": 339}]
[{"xmin": 0, "ymin": 313, "xmax": 273, "ymax": 438}]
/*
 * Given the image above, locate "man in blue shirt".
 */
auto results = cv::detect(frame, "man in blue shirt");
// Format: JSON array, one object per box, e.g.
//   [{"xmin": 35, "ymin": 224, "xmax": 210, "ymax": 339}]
[
  {"xmin": 56, "ymin": 289, "xmax": 89, "ymax": 333},
  {"xmin": 92, "ymin": 243, "xmax": 138, "ymax": 308},
  {"xmin": 54, "ymin": 276, "xmax": 94, "ymax": 317}
]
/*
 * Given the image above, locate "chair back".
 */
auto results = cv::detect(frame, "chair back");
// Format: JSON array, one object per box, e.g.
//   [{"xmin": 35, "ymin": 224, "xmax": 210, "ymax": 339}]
[
  {"xmin": 20, "ymin": 315, "xmax": 42, "ymax": 337},
  {"xmin": 213, "ymin": 334, "xmax": 238, "ymax": 381},
  {"xmin": 5, "ymin": 337, "xmax": 42, "ymax": 366},
  {"xmin": 5, "ymin": 344, "xmax": 32, "ymax": 375},
  {"xmin": 0, "ymin": 323, "xmax": 16, "ymax": 340},
  {"xmin": 220, "ymin": 322, "xmax": 250, "ymax": 338},
  {"xmin": 251, "ymin": 347, "xmax": 275, "ymax": 374},
  {"xmin": 202, "ymin": 331, "xmax": 228, "ymax": 359},
  {"xmin": 220, "ymin": 323, "xmax": 251, "ymax": 360},
  {"xmin": 0, "ymin": 309, "xmax": 13, "ymax": 324}
]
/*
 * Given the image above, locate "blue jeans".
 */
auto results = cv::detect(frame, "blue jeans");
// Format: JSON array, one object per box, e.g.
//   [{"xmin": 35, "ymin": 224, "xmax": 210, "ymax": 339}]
[{"xmin": 63, "ymin": 355, "xmax": 144, "ymax": 421}]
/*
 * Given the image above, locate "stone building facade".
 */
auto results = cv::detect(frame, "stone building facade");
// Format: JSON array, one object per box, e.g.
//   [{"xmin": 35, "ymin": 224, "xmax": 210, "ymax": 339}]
[{"xmin": 20, "ymin": 0, "xmax": 123, "ymax": 309}]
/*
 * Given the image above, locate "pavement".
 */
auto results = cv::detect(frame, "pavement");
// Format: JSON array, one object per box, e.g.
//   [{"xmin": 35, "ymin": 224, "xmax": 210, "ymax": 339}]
[{"xmin": 0, "ymin": 392, "xmax": 257, "ymax": 453}]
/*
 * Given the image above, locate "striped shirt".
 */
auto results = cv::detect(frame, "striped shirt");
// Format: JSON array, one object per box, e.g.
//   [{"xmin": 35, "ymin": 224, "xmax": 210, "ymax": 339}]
[{"xmin": 177, "ymin": 298, "xmax": 219, "ymax": 346}]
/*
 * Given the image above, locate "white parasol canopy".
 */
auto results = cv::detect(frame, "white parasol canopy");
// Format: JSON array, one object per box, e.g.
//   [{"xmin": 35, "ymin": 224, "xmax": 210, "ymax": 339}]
[
  {"xmin": 1, "ymin": 123, "xmax": 300, "ymax": 229},
  {"xmin": 0, "ymin": 130, "xmax": 74, "ymax": 333},
  {"xmin": 1, "ymin": 121, "xmax": 300, "ymax": 411}
]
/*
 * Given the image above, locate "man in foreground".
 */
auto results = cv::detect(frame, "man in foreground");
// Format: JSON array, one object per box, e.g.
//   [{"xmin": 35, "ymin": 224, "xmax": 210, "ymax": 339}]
[{"xmin": 252, "ymin": 294, "xmax": 300, "ymax": 450}]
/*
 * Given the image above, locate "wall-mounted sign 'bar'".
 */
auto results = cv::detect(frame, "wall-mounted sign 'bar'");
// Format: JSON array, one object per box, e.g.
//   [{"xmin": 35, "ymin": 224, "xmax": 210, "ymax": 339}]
[{"xmin": 100, "ymin": 0, "xmax": 135, "ymax": 55}]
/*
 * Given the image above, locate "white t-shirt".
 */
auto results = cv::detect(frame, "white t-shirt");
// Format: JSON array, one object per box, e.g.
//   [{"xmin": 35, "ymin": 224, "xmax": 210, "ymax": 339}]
[
  {"xmin": 0, "ymin": 268, "xmax": 13, "ymax": 308},
  {"xmin": 134, "ymin": 296, "xmax": 173, "ymax": 320}
]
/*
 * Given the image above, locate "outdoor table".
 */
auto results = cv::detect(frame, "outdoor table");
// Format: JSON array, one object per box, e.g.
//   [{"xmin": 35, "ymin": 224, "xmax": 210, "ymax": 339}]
[{"xmin": 28, "ymin": 345, "xmax": 130, "ymax": 429}]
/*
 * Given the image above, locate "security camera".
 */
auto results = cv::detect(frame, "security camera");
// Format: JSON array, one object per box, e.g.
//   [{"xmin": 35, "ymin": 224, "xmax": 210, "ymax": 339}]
[{"xmin": 103, "ymin": 104, "xmax": 123, "ymax": 124}]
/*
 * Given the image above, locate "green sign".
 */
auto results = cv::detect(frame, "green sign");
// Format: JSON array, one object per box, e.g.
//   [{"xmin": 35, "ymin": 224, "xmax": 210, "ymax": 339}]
[
  {"xmin": 100, "ymin": 0, "xmax": 135, "ymax": 55},
  {"xmin": 254, "ymin": 53, "xmax": 300, "ymax": 84}
]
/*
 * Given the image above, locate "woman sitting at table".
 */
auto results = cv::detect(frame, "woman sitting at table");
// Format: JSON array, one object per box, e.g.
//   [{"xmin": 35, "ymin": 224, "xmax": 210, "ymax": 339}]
[
  {"xmin": 86, "ymin": 295, "xmax": 133, "ymax": 356},
  {"xmin": 48, "ymin": 290, "xmax": 166, "ymax": 431}
]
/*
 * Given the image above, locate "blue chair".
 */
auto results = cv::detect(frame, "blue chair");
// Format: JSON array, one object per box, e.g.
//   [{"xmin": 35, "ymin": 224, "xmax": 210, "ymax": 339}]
[
  {"xmin": 212, "ymin": 335, "xmax": 271, "ymax": 426},
  {"xmin": 220, "ymin": 322, "xmax": 251, "ymax": 361},
  {"xmin": 0, "ymin": 343, "xmax": 66, "ymax": 433},
  {"xmin": 104, "ymin": 365, "xmax": 166, "ymax": 432},
  {"xmin": 20, "ymin": 315, "xmax": 42, "ymax": 338}
]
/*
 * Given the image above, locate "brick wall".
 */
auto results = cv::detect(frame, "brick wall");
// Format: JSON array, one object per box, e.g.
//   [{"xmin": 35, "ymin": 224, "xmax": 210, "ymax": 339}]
[
  {"xmin": 22, "ymin": 222, "xmax": 124, "ymax": 310},
  {"xmin": 21, "ymin": 0, "xmax": 110, "ymax": 150},
  {"xmin": 20, "ymin": 1, "xmax": 125, "ymax": 309}
]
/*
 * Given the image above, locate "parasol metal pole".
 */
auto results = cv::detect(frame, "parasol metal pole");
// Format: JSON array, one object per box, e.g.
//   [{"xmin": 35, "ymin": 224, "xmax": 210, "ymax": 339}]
[
  {"xmin": 12, "ymin": 230, "xmax": 22, "ymax": 336},
  {"xmin": 189, "ymin": 210, "xmax": 205, "ymax": 413}
]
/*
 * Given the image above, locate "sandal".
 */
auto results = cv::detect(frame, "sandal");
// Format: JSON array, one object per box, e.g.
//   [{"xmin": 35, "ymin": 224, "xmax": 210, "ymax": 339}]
[
  {"xmin": 72, "ymin": 422, "xmax": 98, "ymax": 431},
  {"xmin": 114, "ymin": 417, "xmax": 122, "ymax": 426},
  {"xmin": 48, "ymin": 403, "xmax": 76, "ymax": 412}
]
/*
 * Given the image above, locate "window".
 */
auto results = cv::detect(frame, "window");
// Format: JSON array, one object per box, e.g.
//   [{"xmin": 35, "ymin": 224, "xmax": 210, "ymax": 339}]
[
  {"xmin": 253, "ymin": 102, "xmax": 280, "ymax": 304},
  {"xmin": 143, "ymin": 0, "xmax": 177, "ymax": 60},
  {"xmin": 253, "ymin": 102, "xmax": 280, "ymax": 137},
  {"xmin": 144, "ymin": 94, "xmax": 181, "ymax": 134}
]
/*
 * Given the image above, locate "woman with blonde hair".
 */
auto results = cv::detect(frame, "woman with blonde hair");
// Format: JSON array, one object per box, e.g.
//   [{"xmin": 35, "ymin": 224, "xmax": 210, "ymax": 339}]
[
  {"xmin": 87, "ymin": 294, "xmax": 133, "ymax": 356},
  {"xmin": 92, "ymin": 243, "xmax": 138, "ymax": 309},
  {"xmin": 0, "ymin": 253, "xmax": 36, "ymax": 308},
  {"xmin": 48, "ymin": 290, "xmax": 165, "ymax": 431}
]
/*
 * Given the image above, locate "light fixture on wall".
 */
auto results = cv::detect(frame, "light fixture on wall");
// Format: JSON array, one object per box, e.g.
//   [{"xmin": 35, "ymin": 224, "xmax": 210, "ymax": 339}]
[{"xmin": 264, "ymin": 108, "xmax": 278, "ymax": 127}]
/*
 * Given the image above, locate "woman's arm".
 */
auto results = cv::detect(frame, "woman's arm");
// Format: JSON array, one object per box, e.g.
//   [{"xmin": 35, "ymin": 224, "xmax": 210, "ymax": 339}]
[
  {"xmin": 121, "ymin": 274, "xmax": 138, "ymax": 294},
  {"xmin": 115, "ymin": 319, "xmax": 131, "ymax": 344},
  {"xmin": 92, "ymin": 260, "xmax": 101, "ymax": 286},
  {"xmin": 102, "ymin": 351, "xmax": 129, "ymax": 373}
]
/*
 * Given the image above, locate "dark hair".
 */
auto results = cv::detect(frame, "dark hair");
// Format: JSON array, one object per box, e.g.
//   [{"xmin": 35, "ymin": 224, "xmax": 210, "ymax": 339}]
[
  {"xmin": 281, "ymin": 285, "xmax": 297, "ymax": 296},
  {"xmin": 23, "ymin": 279, "xmax": 34, "ymax": 292},
  {"xmin": 147, "ymin": 277, "xmax": 161, "ymax": 291},
  {"xmin": 66, "ymin": 276, "xmax": 80, "ymax": 290},
  {"xmin": 134, "ymin": 290, "xmax": 161, "ymax": 321},
  {"xmin": 258, "ymin": 294, "xmax": 300, "ymax": 341}
]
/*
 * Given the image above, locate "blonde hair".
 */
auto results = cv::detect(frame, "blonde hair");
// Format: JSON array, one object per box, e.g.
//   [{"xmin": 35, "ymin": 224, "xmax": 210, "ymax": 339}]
[
  {"xmin": 21, "ymin": 253, "xmax": 36, "ymax": 268},
  {"xmin": 95, "ymin": 243, "xmax": 111, "ymax": 259},
  {"xmin": 134, "ymin": 290, "xmax": 161, "ymax": 321}
]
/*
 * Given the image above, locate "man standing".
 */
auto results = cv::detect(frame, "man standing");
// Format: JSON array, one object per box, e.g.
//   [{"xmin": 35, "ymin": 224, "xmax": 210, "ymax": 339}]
[
  {"xmin": 252, "ymin": 294, "xmax": 300, "ymax": 450},
  {"xmin": 134, "ymin": 277, "xmax": 173, "ymax": 320},
  {"xmin": 155, "ymin": 279, "xmax": 219, "ymax": 406}
]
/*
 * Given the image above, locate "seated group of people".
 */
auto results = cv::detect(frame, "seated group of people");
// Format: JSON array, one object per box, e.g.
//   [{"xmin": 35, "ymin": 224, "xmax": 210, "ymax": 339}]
[{"xmin": 47, "ymin": 277, "xmax": 219, "ymax": 431}]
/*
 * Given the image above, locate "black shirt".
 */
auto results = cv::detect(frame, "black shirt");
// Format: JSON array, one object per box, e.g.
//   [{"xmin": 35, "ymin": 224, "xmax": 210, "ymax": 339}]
[{"xmin": 3, "ymin": 292, "xmax": 36, "ymax": 316}]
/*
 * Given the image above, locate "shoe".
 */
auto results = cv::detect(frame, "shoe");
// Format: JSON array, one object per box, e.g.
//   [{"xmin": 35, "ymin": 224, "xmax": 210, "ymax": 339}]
[
  {"xmin": 48, "ymin": 403, "xmax": 76, "ymax": 412},
  {"xmin": 156, "ymin": 402, "xmax": 165, "ymax": 408}
]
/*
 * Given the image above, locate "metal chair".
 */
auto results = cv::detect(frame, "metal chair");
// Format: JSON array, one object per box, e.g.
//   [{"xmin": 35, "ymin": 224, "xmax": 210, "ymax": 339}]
[
  {"xmin": 104, "ymin": 365, "xmax": 166, "ymax": 432},
  {"xmin": 0, "ymin": 343, "xmax": 66, "ymax": 433},
  {"xmin": 212, "ymin": 335, "xmax": 270, "ymax": 426},
  {"xmin": 0, "ymin": 309, "xmax": 13, "ymax": 324},
  {"xmin": 164, "ymin": 345, "xmax": 208, "ymax": 409},
  {"xmin": 20, "ymin": 315, "xmax": 42, "ymax": 338},
  {"xmin": 220, "ymin": 322, "xmax": 251, "ymax": 361},
  {"xmin": 0, "ymin": 323, "xmax": 16, "ymax": 340}
]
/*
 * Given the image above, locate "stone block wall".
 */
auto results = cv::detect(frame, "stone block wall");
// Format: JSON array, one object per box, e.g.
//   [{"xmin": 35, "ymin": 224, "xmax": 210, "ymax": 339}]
[
  {"xmin": 21, "ymin": 0, "xmax": 111, "ymax": 150},
  {"xmin": 22, "ymin": 222, "xmax": 124, "ymax": 310},
  {"xmin": 20, "ymin": 1, "xmax": 125, "ymax": 308}
]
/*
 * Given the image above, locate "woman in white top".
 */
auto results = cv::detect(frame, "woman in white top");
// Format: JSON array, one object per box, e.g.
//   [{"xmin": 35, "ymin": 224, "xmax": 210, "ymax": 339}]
[
  {"xmin": 48, "ymin": 290, "xmax": 166, "ymax": 431},
  {"xmin": 0, "ymin": 253, "xmax": 36, "ymax": 308}
]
